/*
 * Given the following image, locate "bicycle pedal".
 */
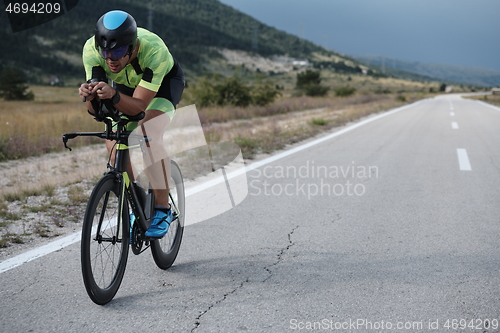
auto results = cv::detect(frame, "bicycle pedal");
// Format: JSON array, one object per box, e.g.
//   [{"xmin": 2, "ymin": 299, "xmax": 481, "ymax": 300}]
[{"xmin": 145, "ymin": 235, "xmax": 164, "ymax": 240}]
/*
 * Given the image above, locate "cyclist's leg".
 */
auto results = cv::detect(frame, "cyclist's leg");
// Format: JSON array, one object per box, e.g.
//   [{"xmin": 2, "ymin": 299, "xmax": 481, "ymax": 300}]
[
  {"xmin": 137, "ymin": 105, "xmax": 173, "ymax": 209},
  {"xmin": 138, "ymin": 62, "xmax": 185, "ymax": 209}
]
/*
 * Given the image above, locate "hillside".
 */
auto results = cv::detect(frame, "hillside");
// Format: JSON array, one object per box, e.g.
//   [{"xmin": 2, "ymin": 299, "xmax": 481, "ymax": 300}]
[
  {"xmin": 353, "ymin": 55, "xmax": 500, "ymax": 88},
  {"xmin": 1, "ymin": 0, "xmax": 373, "ymax": 85}
]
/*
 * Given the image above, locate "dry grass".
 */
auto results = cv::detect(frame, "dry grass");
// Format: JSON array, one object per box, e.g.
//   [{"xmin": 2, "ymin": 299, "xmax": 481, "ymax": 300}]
[
  {"xmin": 0, "ymin": 85, "xmax": 429, "ymax": 163},
  {"xmin": 0, "ymin": 86, "xmax": 102, "ymax": 160},
  {"xmin": 0, "ymin": 85, "xmax": 430, "ymax": 162},
  {"xmin": 195, "ymin": 93, "xmax": 426, "ymax": 125},
  {"xmin": 465, "ymin": 93, "xmax": 500, "ymax": 107}
]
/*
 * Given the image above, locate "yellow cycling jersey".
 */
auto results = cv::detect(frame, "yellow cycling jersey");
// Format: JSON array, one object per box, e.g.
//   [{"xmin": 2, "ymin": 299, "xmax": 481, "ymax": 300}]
[{"xmin": 82, "ymin": 27, "xmax": 175, "ymax": 93}]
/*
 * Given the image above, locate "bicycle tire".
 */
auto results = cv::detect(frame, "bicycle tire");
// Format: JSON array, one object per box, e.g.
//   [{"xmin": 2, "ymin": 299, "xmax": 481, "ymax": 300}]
[
  {"xmin": 151, "ymin": 160, "xmax": 185, "ymax": 269},
  {"xmin": 81, "ymin": 174, "xmax": 130, "ymax": 305}
]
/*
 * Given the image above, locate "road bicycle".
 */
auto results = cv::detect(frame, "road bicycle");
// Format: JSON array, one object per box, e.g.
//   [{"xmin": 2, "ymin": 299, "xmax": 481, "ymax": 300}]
[{"xmin": 63, "ymin": 98, "xmax": 185, "ymax": 305}]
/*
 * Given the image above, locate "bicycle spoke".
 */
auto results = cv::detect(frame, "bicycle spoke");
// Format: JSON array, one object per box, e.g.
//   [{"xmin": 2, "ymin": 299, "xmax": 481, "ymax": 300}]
[
  {"xmin": 81, "ymin": 175, "xmax": 129, "ymax": 304},
  {"xmin": 95, "ymin": 191, "xmax": 111, "ymax": 236}
]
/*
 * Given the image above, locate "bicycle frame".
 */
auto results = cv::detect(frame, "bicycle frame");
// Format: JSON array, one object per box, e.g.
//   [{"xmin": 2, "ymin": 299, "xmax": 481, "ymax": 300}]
[
  {"xmin": 62, "ymin": 101, "xmax": 155, "ymax": 239},
  {"xmin": 115, "ymin": 143, "xmax": 152, "ymax": 236}
]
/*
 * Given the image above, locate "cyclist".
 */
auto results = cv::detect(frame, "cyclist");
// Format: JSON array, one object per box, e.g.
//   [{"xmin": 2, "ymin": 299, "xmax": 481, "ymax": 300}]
[{"xmin": 78, "ymin": 10, "xmax": 185, "ymax": 238}]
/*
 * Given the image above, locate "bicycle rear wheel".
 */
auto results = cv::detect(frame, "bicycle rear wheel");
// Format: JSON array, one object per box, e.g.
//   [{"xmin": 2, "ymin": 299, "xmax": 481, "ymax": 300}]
[
  {"xmin": 81, "ymin": 174, "xmax": 130, "ymax": 305},
  {"xmin": 151, "ymin": 160, "xmax": 185, "ymax": 269}
]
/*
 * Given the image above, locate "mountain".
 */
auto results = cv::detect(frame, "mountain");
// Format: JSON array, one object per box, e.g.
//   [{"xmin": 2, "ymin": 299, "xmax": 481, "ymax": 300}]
[
  {"xmin": 0, "ymin": 0, "xmax": 372, "ymax": 85},
  {"xmin": 353, "ymin": 55, "xmax": 500, "ymax": 88}
]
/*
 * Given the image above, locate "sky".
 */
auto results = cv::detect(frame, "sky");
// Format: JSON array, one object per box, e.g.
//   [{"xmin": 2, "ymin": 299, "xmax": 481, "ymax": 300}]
[{"xmin": 218, "ymin": 0, "xmax": 500, "ymax": 72}]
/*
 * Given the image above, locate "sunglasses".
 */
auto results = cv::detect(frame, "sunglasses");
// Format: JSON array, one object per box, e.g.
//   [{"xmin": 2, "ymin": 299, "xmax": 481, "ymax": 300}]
[{"xmin": 99, "ymin": 45, "xmax": 129, "ymax": 61}]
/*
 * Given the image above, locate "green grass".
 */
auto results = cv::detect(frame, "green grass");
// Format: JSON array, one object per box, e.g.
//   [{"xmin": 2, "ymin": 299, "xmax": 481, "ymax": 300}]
[
  {"xmin": 309, "ymin": 118, "xmax": 329, "ymax": 126},
  {"xmin": 0, "ymin": 200, "xmax": 8, "ymax": 216},
  {"xmin": 0, "ymin": 233, "xmax": 24, "ymax": 247},
  {"xmin": 0, "ymin": 237, "xmax": 9, "ymax": 248},
  {"xmin": 33, "ymin": 222, "xmax": 51, "ymax": 238},
  {"xmin": 0, "ymin": 221, "xmax": 11, "ymax": 228},
  {"xmin": 0, "ymin": 212, "xmax": 22, "ymax": 221},
  {"xmin": 234, "ymin": 136, "xmax": 260, "ymax": 158},
  {"xmin": 43, "ymin": 184, "xmax": 56, "ymax": 197},
  {"xmin": 25, "ymin": 203, "xmax": 52, "ymax": 213},
  {"xmin": 334, "ymin": 86, "xmax": 356, "ymax": 97},
  {"xmin": 3, "ymin": 192, "xmax": 25, "ymax": 202},
  {"xmin": 0, "ymin": 199, "xmax": 21, "ymax": 220},
  {"xmin": 9, "ymin": 234, "xmax": 24, "ymax": 244}
]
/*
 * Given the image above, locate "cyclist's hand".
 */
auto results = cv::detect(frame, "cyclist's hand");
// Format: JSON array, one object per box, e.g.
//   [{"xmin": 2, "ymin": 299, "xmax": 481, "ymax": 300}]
[
  {"xmin": 79, "ymin": 82, "xmax": 97, "ymax": 102},
  {"xmin": 92, "ymin": 82, "xmax": 116, "ymax": 100}
]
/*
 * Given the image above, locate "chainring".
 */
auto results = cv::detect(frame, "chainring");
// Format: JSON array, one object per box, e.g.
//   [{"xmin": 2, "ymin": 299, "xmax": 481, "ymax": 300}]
[{"xmin": 130, "ymin": 222, "xmax": 143, "ymax": 255}]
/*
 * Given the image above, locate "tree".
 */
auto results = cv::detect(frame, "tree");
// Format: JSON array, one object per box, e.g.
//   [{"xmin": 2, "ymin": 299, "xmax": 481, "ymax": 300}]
[
  {"xmin": 214, "ymin": 75, "xmax": 252, "ymax": 107},
  {"xmin": 296, "ymin": 70, "xmax": 329, "ymax": 97},
  {"xmin": 334, "ymin": 86, "xmax": 356, "ymax": 97},
  {"xmin": 0, "ymin": 67, "xmax": 34, "ymax": 101},
  {"xmin": 296, "ymin": 70, "xmax": 321, "ymax": 89},
  {"xmin": 188, "ymin": 73, "xmax": 280, "ymax": 107},
  {"xmin": 251, "ymin": 75, "xmax": 281, "ymax": 106}
]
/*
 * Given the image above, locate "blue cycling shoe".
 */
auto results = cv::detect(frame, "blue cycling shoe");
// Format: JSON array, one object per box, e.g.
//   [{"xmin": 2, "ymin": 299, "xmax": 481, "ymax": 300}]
[
  {"xmin": 129, "ymin": 213, "xmax": 136, "ymax": 244},
  {"xmin": 145, "ymin": 207, "xmax": 173, "ymax": 238}
]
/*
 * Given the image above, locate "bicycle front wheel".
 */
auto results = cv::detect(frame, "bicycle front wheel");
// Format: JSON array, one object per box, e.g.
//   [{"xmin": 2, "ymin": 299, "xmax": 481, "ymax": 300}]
[
  {"xmin": 81, "ymin": 174, "xmax": 130, "ymax": 305},
  {"xmin": 151, "ymin": 160, "xmax": 185, "ymax": 269}
]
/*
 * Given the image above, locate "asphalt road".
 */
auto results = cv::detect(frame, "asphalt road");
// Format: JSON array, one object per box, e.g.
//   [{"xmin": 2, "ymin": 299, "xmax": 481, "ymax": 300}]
[{"xmin": 1, "ymin": 95, "xmax": 500, "ymax": 333}]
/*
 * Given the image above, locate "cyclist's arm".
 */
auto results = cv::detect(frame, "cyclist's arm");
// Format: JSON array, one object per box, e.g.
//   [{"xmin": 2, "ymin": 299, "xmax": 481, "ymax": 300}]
[
  {"xmin": 81, "ymin": 38, "xmax": 105, "ymax": 113},
  {"xmin": 78, "ymin": 82, "xmax": 99, "ymax": 113},
  {"xmin": 92, "ymin": 82, "xmax": 155, "ymax": 116}
]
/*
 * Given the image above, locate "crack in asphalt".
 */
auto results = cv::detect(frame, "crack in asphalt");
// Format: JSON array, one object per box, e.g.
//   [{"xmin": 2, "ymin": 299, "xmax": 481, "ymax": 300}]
[
  {"xmin": 191, "ymin": 226, "xmax": 299, "ymax": 332},
  {"xmin": 332, "ymin": 212, "xmax": 342, "ymax": 224},
  {"xmin": 263, "ymin": 225, "xmax": 298, "ymax": 282},
  {"xmin": 191, "ymin": 278, "xmax": 249, "ymax": 333}
]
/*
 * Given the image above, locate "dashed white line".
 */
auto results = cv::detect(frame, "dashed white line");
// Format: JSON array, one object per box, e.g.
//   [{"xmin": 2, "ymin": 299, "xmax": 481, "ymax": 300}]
[
  {"xmin": 457, "ymin": 149, "xmax": 472, "ymax": 171},
  {"xmin": 450, "ymin": 112, "xmax": 455, "ymax": 116},
  {"xmin": 451, "ymin": 122, "xmax": 459, "ymax": 129}
]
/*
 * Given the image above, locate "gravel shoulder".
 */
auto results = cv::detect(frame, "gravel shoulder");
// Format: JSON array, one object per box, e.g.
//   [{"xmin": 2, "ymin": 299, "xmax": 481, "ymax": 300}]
[{"xmin": 0, "ymin": 144, "xmax": 108, "ymax": 261}]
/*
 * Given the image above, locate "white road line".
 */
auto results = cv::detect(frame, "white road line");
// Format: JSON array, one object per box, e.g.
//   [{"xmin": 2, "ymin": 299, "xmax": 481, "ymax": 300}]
[
  {"xmin": 450, "ymin": 112, "xmax": 455, "ymax": 116},
  {"xmin": 475, "ymin": 100, "xmax": 500, "ymax": 112},
  {"xmin": 451, "ymin": 122, "xmax": 459, "ymax": 129},
  {"xmin": 457, "ymin": 149, "xmax": 472, "ymax": 171},
  {"xmin": 0, "ymin": 231, "xmax": 81, "ymax": 274},
  {"xmin": 0, "ymin": 100, "xmax": 425, "ymax": 274}
]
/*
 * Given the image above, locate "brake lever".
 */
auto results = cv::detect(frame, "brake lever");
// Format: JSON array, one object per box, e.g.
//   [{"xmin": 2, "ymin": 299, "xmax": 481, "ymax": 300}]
[{"xmin": 62, "ymin": 133, "xmax": 78, "ymax": 151}]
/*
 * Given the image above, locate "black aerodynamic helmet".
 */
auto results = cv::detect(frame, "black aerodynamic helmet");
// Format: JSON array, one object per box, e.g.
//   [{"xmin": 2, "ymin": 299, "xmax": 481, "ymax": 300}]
[{"xmin": 94, "ymin": 10, "xmax": 137, "ymax": 61}]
